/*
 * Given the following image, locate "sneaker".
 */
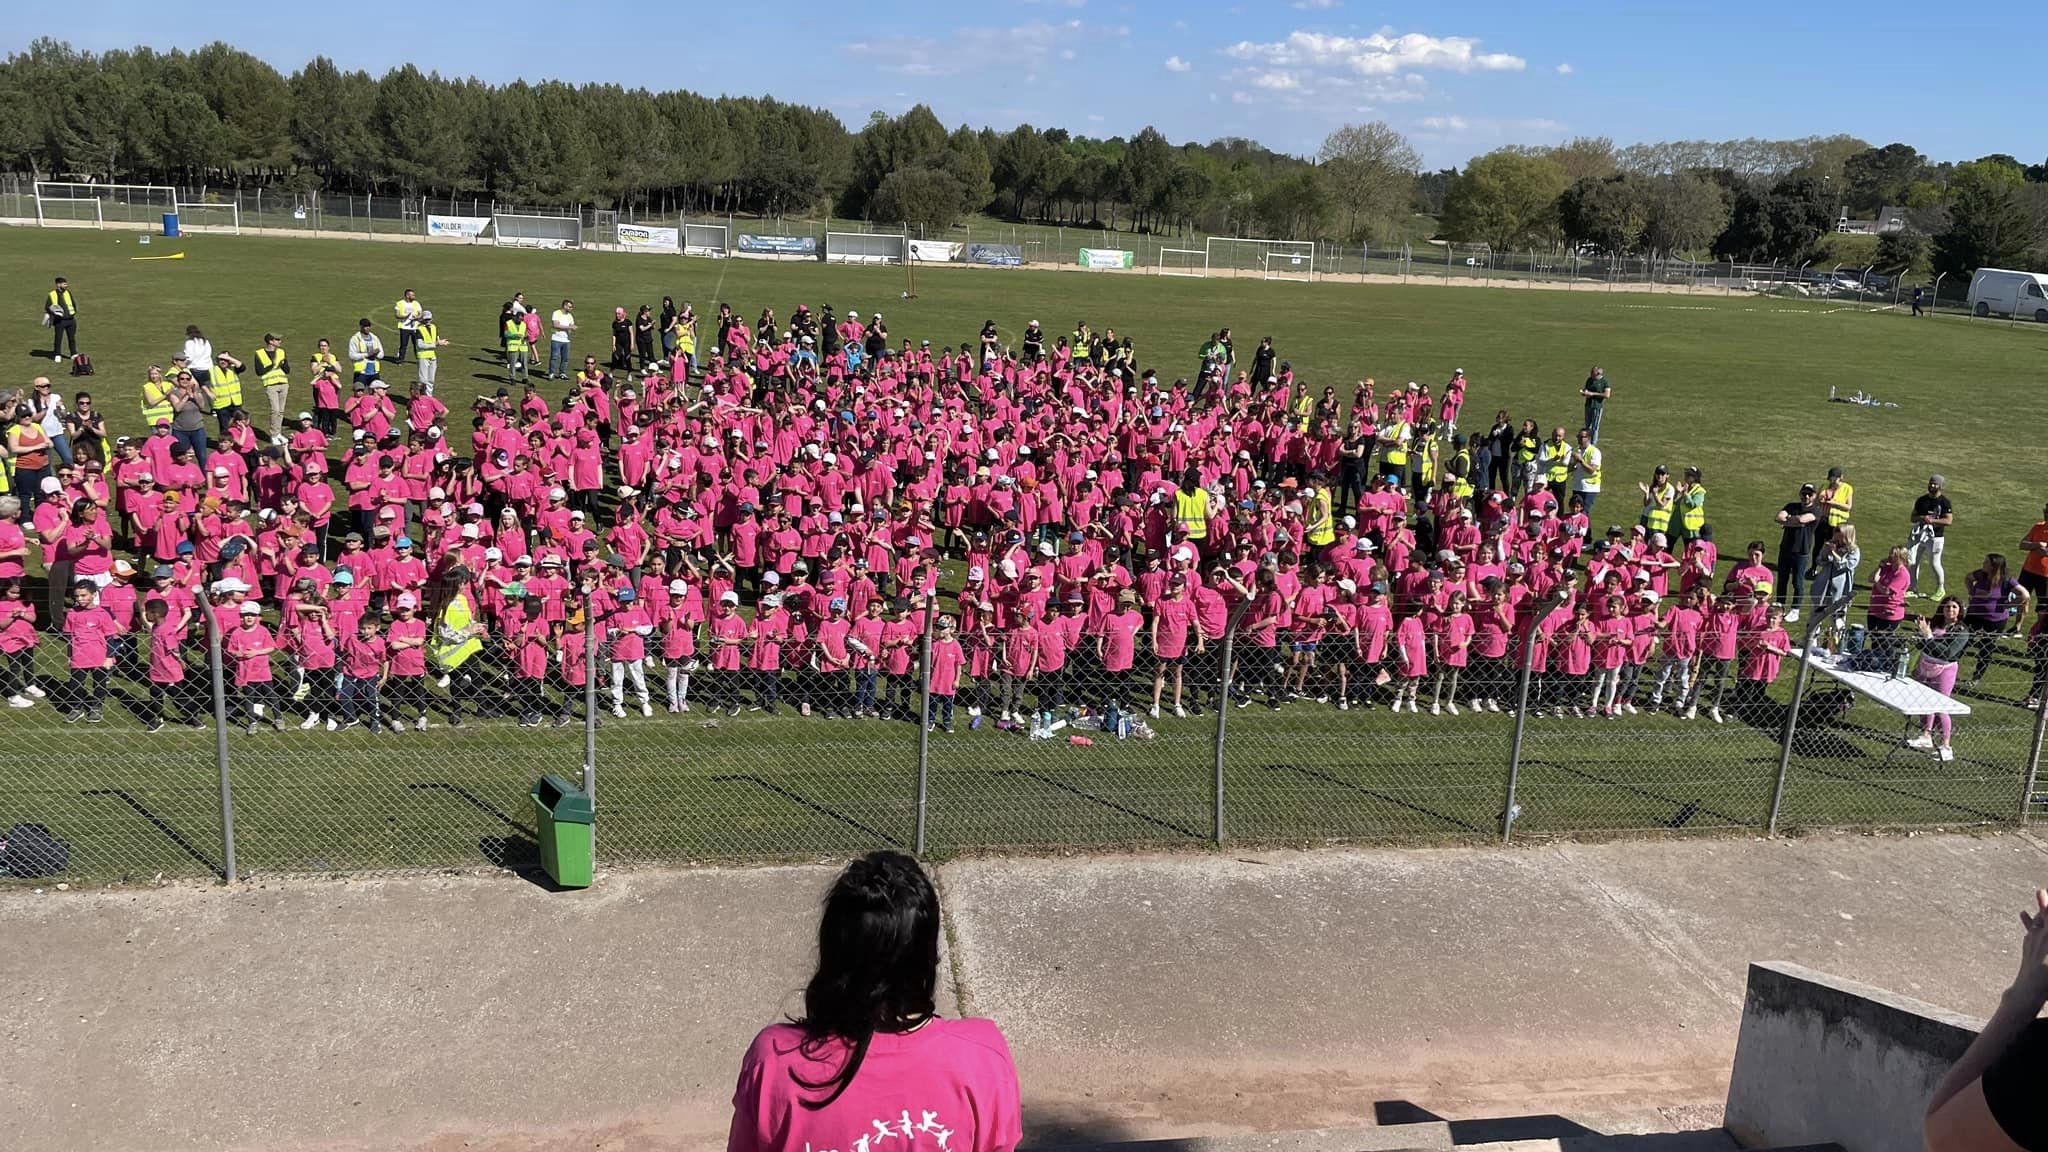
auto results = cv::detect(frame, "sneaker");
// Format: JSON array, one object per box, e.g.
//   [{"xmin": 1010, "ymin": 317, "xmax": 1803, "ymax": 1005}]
[
  {"xmin": 388, "ymin": 723, "xmax": 405, "ymax": 737},
  {"xmin": 1338, "ymin": 699, "xmax": 1349, "ymax": 711},
  {"xmin": 416, "ymin": 716, "xmax": 430, "ymax": 731},
  {"xmin": 1905, "ymin": 732, "xmax": 1934, "ymax": 749},
  {"xmin": 1429, "ymin": 702, "xmax": 1441, "ymax": 716},
  {"xmin": 245, "ymin": 723, "xmax": 259, "ymax": 735},
  {"xmin": 1571, "ymin": 706, "xmax": 1585, "ymax": 719},
  {"xmin": 1683, "ymin": 706, "xmax": 1698, "ymax": 721},
  {"xmin": 436, "ymin": 674, "xmax": 452, "ymax": 689},
  {"xmin": 144, "ymin": 720, "xmax": 165, "ymax": 733},
  {"xmin": 680, "ymin": 701, "xmax": 691, "ymax": 713},
  {"xmin": 62, "ymin": 710, "xmax": 82, "ymax": 724},
  {"xmin": 1486, "ymin": 699, "xmax": 1501, "ymax": 713},
  {"xmin": 798, "ymin": 702, "xmax": 810, "ymax": 716},
  {"xmin": 300, "ymin": 714, "xmax": 321, "ymax": 730},
  {"xmin": 325, "ymin": 717, "xmax": 338, "ymax": 731},
  {"xmin": 943, "ymin": 723, "xmax": 955, "ymax": 733},
  {"xmin": 1236, "ymin": 697, "xmax": 1249, "ymax": 709},
  {"xmin": 747, "ymin": 704, "xmax": 763, "ymax": 712},
  {"xmin": 1447, "ymin": 702, "xmax": 1460, "ymax": 716},
  {"xmin": 612, "ymin": 705, "xmax": 626, "ymax": 718},
  {"xmin": 1710, "ymin": 707, "xmax": 1724, "ymax": 724},
  {"xmin": 1784, "ymin": 609, "xmax": 1800, "ymax": 623},
  {"xmin": 640, "ymin": 702, "xmax": 653, "ymax": 717},
  {"xmin": 970, "ymin": 715, "xmax": 982, "ymax": 729},
  {"xmin": 1173, "ymin": 705, "xmax": 1187, "ymax": 718},
  {"xmin": 1149, "ymin": 704, "xmax": 1161, "ymax": 718},
  {"xmin": 6, "ymin": 695, "xmax": 30, "ymax": 708},
  {"xmin": 23, "ymin": 684, "xmax": 47, "ymax": 699},
  {"xmin": 968, "ymin": 706, "xmax": 982, "ymax": 718},
  {"xmin": 1623, "ymin": 701, "xmax": 1638, "ymax": 715},
  {"xmin": 551, "ymin": 714, "xmax": 573, "ymax": 728},
  {"xmin": 270, "ymin": 713, "xmax": 285, "ymax": 731},
  {"xmin": 86, "ymin": 708, "xmax": 103, "ymax": 724}
]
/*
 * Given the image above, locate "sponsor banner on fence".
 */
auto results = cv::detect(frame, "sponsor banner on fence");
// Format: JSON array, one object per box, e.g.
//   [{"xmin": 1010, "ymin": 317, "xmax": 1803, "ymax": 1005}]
[
  {"xmin": 908, "ymin": 239, "xmax": 961, "ymax": 263},
  {"xmin": 427, "ymin": 215, "xmax": 491, "ymax": 238},
  {"xmin": 968, "ymin": 243, "xmax": 1024, "ymax": 267},
  {"xmin": 616, "ymin": 223, "xmax": 679, "ymax": 251},
  {"xmin": 737, "ymin": 233, "xmax": 818, "ymax": 256},
  {"xmin": 1078, "ymin": 248, "xmax": 1135, "ymax": 270}
]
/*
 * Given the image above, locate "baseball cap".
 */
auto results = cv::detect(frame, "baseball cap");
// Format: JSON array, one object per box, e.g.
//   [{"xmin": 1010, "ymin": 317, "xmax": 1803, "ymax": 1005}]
[
  {"xmin": 395, "ymin": 593, "xmax": 418, "ymax": 609},
  {"xmin": 239, "ymin": 603, "xmax": 263, "ymax": 616}
]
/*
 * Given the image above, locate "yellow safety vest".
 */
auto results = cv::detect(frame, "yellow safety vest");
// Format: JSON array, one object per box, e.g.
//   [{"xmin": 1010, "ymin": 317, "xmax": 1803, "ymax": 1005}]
[
  {"xmin": 1681, "ymin": 484, "xmax": 1707, "ymax": 532},
  {"xmin": 1645, "ymin": 483, "xmax": 1675, "ymax": 532},
  {"xmin": 1382, "ymin": 421, "xmax": 1410, "ymax": 466},
  {"xmin": 1575, "ymin": 447, "xmax": 1601, "ymax": 490},
  {"xmin": 394, "ymin": 298, "xmax": 422, "ymax": 328},
  {"xmin": 141, "ymin": 379, "xmax": 175, "ymax": 425},
  {"xmin": 504, "ymin": 319, "xmax": 529, "ymax": 354},
  {"xmin": 210, "ymin": 365, "xmax": 244, "ymax": 410},
  {"xmin": 1174, "ymin": 488, "xmax": 1210, "ymax": 540},
  {"xmin": 1306, "ymin": 494, "xmax": 1334, "ymax": 547},
  {"xmin": 416, "ymin": 323, "xmax": 438, "ymax": 360},
  {"xmin": 255, "ymin": 347, "xmax": 289, "ymax": 387},
  {"xmin": 46, "ymin": 289, "xmax": 75, "ymax": 315},
  {"xmin": 678, "ymin": 327, "xmax": 697, "ymax": 356},
  {"xmin": 1515, "ymin": 435, "xmax": 1539, "ymax": 466},
  {"xmin": 309, "ymin": 352, "xmax": 340, "ymax": 378},
  {"xmin": 350, "ymin": 336, "xmax": 379, "ymax": 375},
  {"xmin": 1544, "ymin": 440, "xmax": 1571, "ymax": 484},
  {"xmin": 1449, "ymin": 451, "xmax": 1474, "ymax": 499},
  {"xmin": 1420, "ymin": 438, "xmax": 1442, "ymax": 484},
  {"xmin": 1825, "ymin": 481, "xmax": 1853, "ymax": 527},
  {"xmin": 430, "ymin": 593, "xmax": 485, "ymax": 670}
]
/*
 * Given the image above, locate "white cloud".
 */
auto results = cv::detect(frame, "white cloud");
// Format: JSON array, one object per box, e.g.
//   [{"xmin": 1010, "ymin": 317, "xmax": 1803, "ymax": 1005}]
[
  {"xmin": 1418, "ymin": 115, "xmax": 1468, "ymax": 131},
  {"xmin": 844, "ymin": 21, "xmax": 1085, "ymax": 77},
  {"xmin": 1292, "ymin": 0, "xmax": 1341, "ymax": 7},
  {"xmin": 1251, "ymin": 70, "xmax": 1303, "ymax": 90},
  {"xmin": 1556, "ymin": 62, "xmax": 1574, "ymax": 74},
  {"xmin": 1163, "ymin": 55, "xmax": 1192, "ymax": 72},
  {"xmin": 1087, "ymin": 114, "xmax": 1105, "ymax": 122},
  {"xmin": 1225, "ymin": 29, "xmax": 1526, "ymax": 76}
]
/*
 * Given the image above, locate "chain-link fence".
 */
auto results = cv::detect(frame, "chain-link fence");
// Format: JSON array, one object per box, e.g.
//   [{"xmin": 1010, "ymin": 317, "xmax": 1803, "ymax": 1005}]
[{"xmin": 4, "ymin": 572, "xmax": 2045, "ymax": 885}]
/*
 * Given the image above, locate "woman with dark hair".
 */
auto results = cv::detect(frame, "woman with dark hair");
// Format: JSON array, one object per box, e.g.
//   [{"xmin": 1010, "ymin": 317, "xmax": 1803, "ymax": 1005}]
[
  {"xmin": 729, "ymin": 851, "xmax": 1020, "ymax": 1152},
  {"xmin": 1963, "ymin": 553, "xmax": 2032, "ymax": 690}
]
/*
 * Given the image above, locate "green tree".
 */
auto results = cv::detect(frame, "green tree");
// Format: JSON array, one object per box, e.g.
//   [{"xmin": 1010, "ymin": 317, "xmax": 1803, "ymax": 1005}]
[
  {"xmin": 1316, "ymin": 120, "xmax": 1419, "ymax": 243},
  {"xmin": 1558, "ymin": 173, "xmax": 1649, "ymax": 253},
  {"xmin": 1442, "ymin": 150, "xmax": 1567, "ymax": 249},
  {"xmin": 1933, "ymin": 158, "xmax": 2041, "ymax": 279},
  {"xmin": 1641, "ymin": 173, "xmax": 1729, "ymax": 256},
  {"xmin": 1842, "ymin": 143, "xmax": 1926, "ymax": 213},
  {"xmin": 869, "ymin": 166, "xmax": 967, "ymax": 231},
  {"xmin": 289, "ymin": 57, "xmax": 375, "ymax": 186}
]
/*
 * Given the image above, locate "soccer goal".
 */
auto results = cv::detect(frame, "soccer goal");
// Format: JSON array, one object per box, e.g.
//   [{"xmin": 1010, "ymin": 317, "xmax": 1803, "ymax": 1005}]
[
  {"xmin": 1262, "ymin": 250, "xmax": 1314, "ymax": 283},
  {"xmin": 1159, "ymin": 248, "xmax": 1208, "ymax": 277},
  {"xmin": 492, "ymin": 213, "xmax": 582, "ymax": 249},
  {"xmin": 682, "ymin": 222, "xmax": 730, "ymax": 257},
  {"xmin": 1206, "ymin": 237, "xmax": 1315, "ymax": 279},
  {"xmin": 826, "ymin": 231, "xmax": 906, "ymax": 265},
  {"xmin": 34, "ymin": 182, "xmax": 177, "ymax": 229},
  {"xmin": 176, "ymin": 199, "xmax": 242, "ymax": 235}
]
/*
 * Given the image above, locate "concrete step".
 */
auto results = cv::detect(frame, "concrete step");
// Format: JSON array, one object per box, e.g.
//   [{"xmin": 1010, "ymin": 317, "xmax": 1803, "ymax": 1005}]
[
  {"xmin": 1458, "ymin": 1130, "xmax": 1737, "ymax": 1152},
  {"xmin": 1030, "ymin": 1123, "xmax": 1454, "ymax": 1152}
]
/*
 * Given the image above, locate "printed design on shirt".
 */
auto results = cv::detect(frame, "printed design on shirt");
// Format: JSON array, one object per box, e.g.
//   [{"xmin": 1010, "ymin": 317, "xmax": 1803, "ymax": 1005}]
[{"xmin": 810, "ymin": 1108, "xmax": 956, "ymax": 1152}]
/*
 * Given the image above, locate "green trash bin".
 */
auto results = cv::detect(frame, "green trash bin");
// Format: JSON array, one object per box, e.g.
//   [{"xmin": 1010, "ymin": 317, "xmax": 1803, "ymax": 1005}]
[{"xmin": 531, "ymin": 775, "xmax": 594, "ymax": 888}]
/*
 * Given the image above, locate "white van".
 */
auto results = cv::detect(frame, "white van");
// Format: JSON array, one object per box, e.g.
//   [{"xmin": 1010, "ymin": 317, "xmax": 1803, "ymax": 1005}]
[{"xmin": 1967, "ymin": 267, "xmax": 2048, "ymax": 321}]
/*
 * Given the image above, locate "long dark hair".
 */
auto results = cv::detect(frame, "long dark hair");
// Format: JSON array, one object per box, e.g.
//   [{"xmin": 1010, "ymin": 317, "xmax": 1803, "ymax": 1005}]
[{"xmin": 789, "ymin": 850, "xmax": 940, "ymax": 1108}]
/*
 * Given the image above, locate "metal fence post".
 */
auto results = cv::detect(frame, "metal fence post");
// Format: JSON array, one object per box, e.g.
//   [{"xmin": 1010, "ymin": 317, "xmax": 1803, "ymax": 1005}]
[
  {"xmin": 915, "ymin": 602, "xmax": 934, "ymax": 855},
  {"xmin": 1767, "ymin": 599, "xmax": 1836, "ymax": 835},
  {"xmin": 1213, "ymin": 601, "xmax": 1251, "ymax": 845},
  {"xmin": 2022, "ymin": 696, "xmax": 2048, "ymax": 825},
  {"xmin": 1501, "ymin": 635, "xmax": 1537, "ymax": 842},
  {"xmin": 582, "ymin": 604, "xmax": 598, "ymax": 858},
  {"xmin": 197, "ymin": 595, "xmax": 236, "ymax": 882}
]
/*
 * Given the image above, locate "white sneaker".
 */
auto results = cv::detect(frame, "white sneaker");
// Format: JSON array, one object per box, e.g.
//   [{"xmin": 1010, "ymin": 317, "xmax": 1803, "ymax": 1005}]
[
  {"xmin": 299, "ymin": 713, "xmax": 320, "ymax": 730},
  {"xmin": 416, "ymin": 715, "xmax": 430, "ymax": 731},
  {"xmin": 325, "ymin": 717, "xmax": 338, "ymax": 731},
  {"xmin": 24, "ymin": 684, "xmax": 47, "ymax": 698},
  {"xmin": 387, "ymin": 724, "xmax": 405, "ymax": 737},
  {"xmin": 1905, "ymin": 732, "xmax": 1934, "ymax": 749},
  {"xmin": 1486, "ymin": 699, "xmax": 1501, "ymax": 713},
  {"xmin": 1683, "ymin": 706, "xmax": 1697, "ymax": 721},
  {"xmin": 680, "ymin": 701, "xmax": 691, "ymax": 712},
  {"xmin": 1710, "ymin": 707, "xmax": 1724, "ymax": 724},
  {"xmin": 1447, "ymin": 702, "xmax": 1460, "ymax": 716},
  {"xmin": 436, "ymin": 674, "xmax": 452, "ymax": 689},
  {"xmin": 1429, "ymin": 702, "xmax": 1441, "ymax": 715},
  {"xmin": 1338, "ymin": 699, "xmax": 1349, "ymax": 711},
  {"xmin": 1622, "ymin": 701, "xmax": 1638, "ymax": 715},
  {"xmin": 1173, "ymin": 705, "xmax": 1187, "ymax": 718},
  {"xmin": 612, "ymin": 705, "xmax": 626, "ymax": 718},
  {"xmin": 640, "ymin": 701, "xmax": 653, "ymax": 718},
  {"xmin": 6, "ymin": 695, "xmax": 30, "ymax": 708},
  {"xmin": 1785, "ymin": 609, "xmax": 1800, "ymax": 623},
  {"xmin": 1149, "ymin": 704, "xmax": 1161, "ymax": 718},
  {"xmin": 968, "ymin": 706, "xmax": 982, "ymax": 718}
]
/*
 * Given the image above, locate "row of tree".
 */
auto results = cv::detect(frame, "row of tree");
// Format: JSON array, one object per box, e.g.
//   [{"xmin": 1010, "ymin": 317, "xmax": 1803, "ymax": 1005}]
[{"xmin": 3, "ymin": 38, "xmax": 2046, "ymax": 276}]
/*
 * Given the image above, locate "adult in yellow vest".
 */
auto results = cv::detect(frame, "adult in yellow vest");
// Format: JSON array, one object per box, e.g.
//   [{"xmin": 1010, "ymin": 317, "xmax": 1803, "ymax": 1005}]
[
  {"xmin": 414, "ymin": 312, "xmax": 448, "ymax": 394},
  {"xmin": 1678, "ymin": 466, "xmax": 1708, "ymax": 541},
  {"xmin": 1174, "ymin": 472, "xmax": 1210, "ymax": 545},
  {"xmin": 1447, "ymin": 439, "xmax": 1475, "ymax": 499},
  {"xmin": 1819, "ymin": 467, "xmax": 1853, "ymax": 528},
  {"xmin": 392, "ymin": 289, "xmax": 424, "ymax": 362},
  {"xmin": 1377, "ymin": 417, "xmax": 1411, "ymax": 485},
  {"xmin": 1513, "ymin": 420, "xmax": 1541, "ymax": 497},
  {"xmin": 140, "ymin": 364, "xmax": 175, "ymax": 427},
  {"xmin": 503, "ymin": 316, "xmax": 530, "ymax": 384},
  {"xmin": 429, "ymin": 572, "xmax": 488, "ymax": 723},
  {"xmin": 1638, "ymin": 465, "xmax": 1676, "ymax": 535},
  {"xmin": 253, "ymin": 334, "xmax": 290, "ymax": 438},
  {"xmin": 44, "ymin": 276, "xmax": 78, "ymax": 361},
  {"xmin": 347, "ymin": 319, "xmax": 384, "ymax": 385},
  {"xmin": 1539, "ymin": 427, "xmax": 1573, "ymax": 503},
  {"xmin": 209, "ymin": 352, "xmax": 246, "ymax": 437}
]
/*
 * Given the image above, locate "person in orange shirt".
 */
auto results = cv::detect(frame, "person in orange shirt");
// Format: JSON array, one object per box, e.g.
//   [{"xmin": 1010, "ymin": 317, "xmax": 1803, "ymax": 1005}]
[{"xmin": 2018, "ymin": 500, "xmax": 2048, "ymax": 601}]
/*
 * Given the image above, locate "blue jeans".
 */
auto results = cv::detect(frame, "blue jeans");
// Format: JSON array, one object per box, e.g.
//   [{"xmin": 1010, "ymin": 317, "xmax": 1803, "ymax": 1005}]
[
  {"xmin": 1576, "ymin": 491, "xmax": 1598, "ymax": 520},
  {"xmin": 1583, "ymin": 402, "xmax": 1604, "ymax": 443},
  {"xmin": 339, "ymin": 675, "xmax": 382, "ymax": 729},
  {"xmin": 173, "ymin": 427, "xmax": 208, "ymax": 469},
  {"xmin": 854, "ymin": 669, "xmax": 878, "ymax": 713},
  {"xmin": 48, "ymin": 433, "xmax": 73, "ymax": 467},
  {"xmin": 548, "ymin": 341, "xmax": 571, "ymax": 378}
]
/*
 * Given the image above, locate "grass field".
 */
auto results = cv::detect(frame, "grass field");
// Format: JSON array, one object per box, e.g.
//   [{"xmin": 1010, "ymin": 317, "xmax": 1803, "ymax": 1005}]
[{"xmin": 1, "ymin": 227, "xmax": 2043, "ymax": 883}]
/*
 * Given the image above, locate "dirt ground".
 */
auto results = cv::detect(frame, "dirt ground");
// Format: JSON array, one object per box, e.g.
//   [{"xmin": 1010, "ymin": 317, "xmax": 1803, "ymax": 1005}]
[{"xmin": 5, "ymin": 832, "xmax": 2042, "ymax": 1152}]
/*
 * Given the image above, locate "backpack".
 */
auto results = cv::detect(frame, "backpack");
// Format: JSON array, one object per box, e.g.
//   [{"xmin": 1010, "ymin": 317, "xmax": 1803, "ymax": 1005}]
[
  {"xmin": 0, "ymin": 823, "xmax": 71, "ymax": 878},
  {"xmin": 69, "ymin": 353, "xmax": 94, "ymax": 377}
]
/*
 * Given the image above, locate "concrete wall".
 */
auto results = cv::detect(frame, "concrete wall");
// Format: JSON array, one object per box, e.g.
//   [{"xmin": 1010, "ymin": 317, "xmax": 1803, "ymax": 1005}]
[{"xmin": 1724, "ymin": 961, "xmax": 1984, "ymax": 1152}]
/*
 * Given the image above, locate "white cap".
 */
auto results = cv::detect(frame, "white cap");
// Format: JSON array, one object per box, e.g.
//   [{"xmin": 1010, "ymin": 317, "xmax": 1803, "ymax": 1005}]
[
  {"xmin": 549, "ymin": 486, "xmax": 567, "ymax": 500},
  {"xmin": 39, "ymin": 477, "xmax": 61, "ymax": 494},
  {"xmin": 460, "ymin": 524, "xmax": 480, "ymax": 538},
  {"xmin": 429, "ymin": 486, "xmax": 447, "ymax": 500},
  {"xmin": 484, "ymin": 546, "xmax": 502, "ymax": 560},
  {"xmin": 395, "ymin": 593, "xmax": 418, "ymax": 609},
  {"xmin": 762, "ymin": 570, "xmax": 783, "ymax": 586},
  {"xmin": 239, "ymin": 602, "xmax": 263, "ymax": 616},
  {"xmin": 668, "ymin": 579, "xmax": 689, "ymax": 596},
  {"xmin": 1038, "ymin": 541, "xmax": 1055, "ymax": 556},
  {"xmin": 720, "ymin": 590, "xmax": 740, "ymax": 604}
]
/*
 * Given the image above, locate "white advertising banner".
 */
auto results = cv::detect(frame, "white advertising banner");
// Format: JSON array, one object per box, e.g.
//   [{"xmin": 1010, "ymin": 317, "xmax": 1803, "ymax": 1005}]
[
  {"xmin": 617, "ymin": 223, "xmax": 681, "ymax": 251},
  {"xmin": 1079, "ymin": 247, "xmax": 1135, "ymax": 269},
  {"xmin": 426, "ymin": 215, "xmax": 492, "ymax": 238},
  {"xmin": 908, "ymin": 239, "xmax": 961, "ymax": 263}
]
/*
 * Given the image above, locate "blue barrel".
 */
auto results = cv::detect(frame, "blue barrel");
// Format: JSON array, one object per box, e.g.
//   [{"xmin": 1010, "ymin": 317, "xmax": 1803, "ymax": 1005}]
[{"xmin": 162, "ymin": 213, "xmax": 180, "ymax": 238}]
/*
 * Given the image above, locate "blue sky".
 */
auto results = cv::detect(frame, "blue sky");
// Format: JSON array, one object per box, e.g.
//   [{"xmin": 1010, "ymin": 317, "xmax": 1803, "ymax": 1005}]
[{"xmin": 11, "ymin": 2, "xmax": 2040, "ymax": 168}]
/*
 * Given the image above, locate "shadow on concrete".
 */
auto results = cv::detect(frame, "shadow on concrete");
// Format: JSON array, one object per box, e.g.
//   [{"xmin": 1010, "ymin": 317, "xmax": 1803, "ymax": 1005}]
[
  {"xmin": 1021, "ymin": 1106, "xmax": 1197, "ymax": 1152},
  {"xmin": 1376, "ymin": 1100, "xmax": 1596, "ymax": 1143}
]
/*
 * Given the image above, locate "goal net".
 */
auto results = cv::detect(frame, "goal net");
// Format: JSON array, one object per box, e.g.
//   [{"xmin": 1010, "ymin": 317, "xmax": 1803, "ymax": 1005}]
[
  {"xmin": 826, "ymin": 231, "xmax": 906, "ymax": 265},
  {"xmin": 492, "ymin": 213, "xmax": 582, "ymax": 249},
  {"xmin": 1206, "ymin": 237, "xmax": 1314, "ymax": 279},
  {"xmin": 34, "ymin": 182, "xmax": 177, "ymax": 229},
  {"xmin": 177, "ymin": 200, "xmax": 242, "ymax": 235},
  {"xmin": 1159, "ymin": 248, "xmax": 1207, "ymax": 278},
  {"xmin": 682, "ymin": 222, "xmax": 730, "ymax": 257},
  {"xmin": 1262, "ymin": 250, "xmax": 1314, "ymax": 283}
]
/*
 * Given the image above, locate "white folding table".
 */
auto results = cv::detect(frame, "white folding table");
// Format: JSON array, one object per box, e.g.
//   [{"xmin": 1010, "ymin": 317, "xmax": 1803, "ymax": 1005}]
[{"xmin": 1792, "ymin": 648, "xmax": 1972, "ymax": 761}]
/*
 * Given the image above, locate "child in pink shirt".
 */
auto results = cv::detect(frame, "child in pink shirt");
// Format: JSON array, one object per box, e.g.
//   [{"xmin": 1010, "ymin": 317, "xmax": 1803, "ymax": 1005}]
[
  {"xmin": 925, "ymin": 616, "xmax": 966, "ymax": 731},
  {"xmin": 1390, "ymin": 612, "xmax": 1428, "ymax": 713},
  {"xmin": 225, "ymin": 603, "xmax": 284, "ymax": 731}
]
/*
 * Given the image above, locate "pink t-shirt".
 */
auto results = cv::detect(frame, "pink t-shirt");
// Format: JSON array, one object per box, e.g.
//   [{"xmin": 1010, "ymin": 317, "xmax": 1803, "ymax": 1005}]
[{"xmin": 728, "ymin": 1019, "xmax": 1021, "ymax": 1152}]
